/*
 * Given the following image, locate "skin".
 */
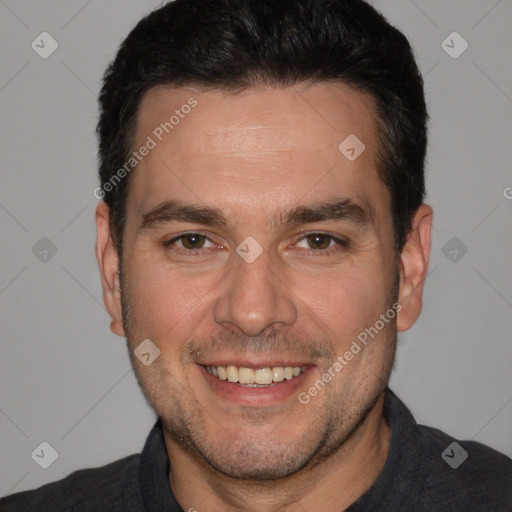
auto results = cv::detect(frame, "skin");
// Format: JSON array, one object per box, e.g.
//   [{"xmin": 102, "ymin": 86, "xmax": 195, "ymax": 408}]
[{"xmin": 96, "ymin": 82, "xmax": 432, "ymax": 511}]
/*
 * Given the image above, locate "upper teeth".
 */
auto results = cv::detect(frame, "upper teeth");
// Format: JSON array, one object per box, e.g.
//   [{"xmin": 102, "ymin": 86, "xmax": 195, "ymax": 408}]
[{"xmin": 205, "ymin": 365, "xmax": 304, "ymax": 385}]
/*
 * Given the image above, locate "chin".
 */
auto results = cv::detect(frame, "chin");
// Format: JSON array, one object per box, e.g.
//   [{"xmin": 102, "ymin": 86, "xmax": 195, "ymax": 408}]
[{"xmin": 203, "ymin": 445, "xmax": 313, "ymax": 481}]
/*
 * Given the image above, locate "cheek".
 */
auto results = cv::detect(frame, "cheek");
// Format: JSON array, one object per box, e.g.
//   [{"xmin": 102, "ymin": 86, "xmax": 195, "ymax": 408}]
[
  {"xmin": 291, "ymin": 266, "xmax": 389, "ymax": 345},
  {"xmin": 125, "ymin": 256, "xmax": 220, "ymax": 344}
]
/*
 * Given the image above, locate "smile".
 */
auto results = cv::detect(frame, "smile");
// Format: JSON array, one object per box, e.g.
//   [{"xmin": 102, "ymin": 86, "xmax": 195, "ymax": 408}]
[{"xmin": 204, "ymin": 365, "xmax": 306, "ymax": 386}]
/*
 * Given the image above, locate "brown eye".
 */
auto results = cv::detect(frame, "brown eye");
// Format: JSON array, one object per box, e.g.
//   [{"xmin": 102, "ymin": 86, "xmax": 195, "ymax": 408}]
[
  {"xmin": 305, "ymin": 233, "xmax": 333, "ymax": 250},
  {"xmin": 293, "ymin": 233, "xmax": 349, "ymax": 255},
  {"xmin": 180, "ymin": 233, "xmax": 207, "ymax": 249},
  {"xmin": 164, "ymin": 232, "xmax": 219, "ymax": 255}
]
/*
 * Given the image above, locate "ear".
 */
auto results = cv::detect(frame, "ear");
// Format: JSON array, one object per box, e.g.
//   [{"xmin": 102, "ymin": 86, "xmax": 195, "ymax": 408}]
[
  {"xmin": 397, "ymin": 203, "xmax": 433, "ymax": 332},
  {"xmin": 95, "ymin": 201, "xmax": 125, "ymax": 337}
]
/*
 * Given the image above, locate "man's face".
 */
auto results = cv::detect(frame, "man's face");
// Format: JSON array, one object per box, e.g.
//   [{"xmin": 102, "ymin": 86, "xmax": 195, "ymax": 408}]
[{"xmin": 117, "ymin": 83, "xmax": 400, "ymax": 479}]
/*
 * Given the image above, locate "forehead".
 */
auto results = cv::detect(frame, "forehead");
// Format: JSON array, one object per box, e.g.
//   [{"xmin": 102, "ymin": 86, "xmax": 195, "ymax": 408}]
[{"xmin": 128, "ymin": 83, "xmax": 388, "ymax": 228}]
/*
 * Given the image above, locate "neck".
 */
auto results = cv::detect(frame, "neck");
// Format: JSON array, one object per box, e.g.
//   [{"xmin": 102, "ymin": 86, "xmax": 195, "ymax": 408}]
[{"xmin": 165, "ymin": 392, "xmax": 390, "ymax": 512}]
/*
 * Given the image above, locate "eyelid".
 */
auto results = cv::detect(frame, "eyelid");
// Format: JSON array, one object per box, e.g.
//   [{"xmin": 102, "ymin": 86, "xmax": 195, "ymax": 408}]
[
  {"xmin": 291, "ymin": 231, "xmax": 349, "ymax": 248},
  {"xmin": 164, "ymin": 231, "xmax": 220, "ymax": 248}
]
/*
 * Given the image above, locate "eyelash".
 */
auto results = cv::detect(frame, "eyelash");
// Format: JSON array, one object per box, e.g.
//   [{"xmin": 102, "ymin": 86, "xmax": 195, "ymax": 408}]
[
  {"xmin": 294, "ymin": 232, "xmax": 350, "ymax": 256},
  {"xmin": 163, "ymin": 231, "xmax": 349, "ymax": 256}
]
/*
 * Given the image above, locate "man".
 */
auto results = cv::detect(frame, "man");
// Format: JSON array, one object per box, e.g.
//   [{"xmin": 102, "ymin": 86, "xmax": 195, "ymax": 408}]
[{"xmin": 2, "ymin": 0, "xmax": 511, "ymax": 510}]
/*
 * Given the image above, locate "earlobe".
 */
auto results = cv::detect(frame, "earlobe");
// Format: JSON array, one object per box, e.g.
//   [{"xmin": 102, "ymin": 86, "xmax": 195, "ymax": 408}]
[
  {"xmin": 95, "ymin": 201, "xmax": 125, "ymax": 337},
  {"xmin": 396, "ymin": 204, "xmax": 433, "ymax": 332},
  {"xmin": 110, "ymin": 318, "xmax": 125, "ymax": 337}
]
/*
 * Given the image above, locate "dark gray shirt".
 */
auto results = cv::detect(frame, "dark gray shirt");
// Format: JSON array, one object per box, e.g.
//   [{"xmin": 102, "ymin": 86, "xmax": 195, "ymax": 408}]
[{"xmin": 2, "ymin": 389, "xmax": 511, "ymax": 511}]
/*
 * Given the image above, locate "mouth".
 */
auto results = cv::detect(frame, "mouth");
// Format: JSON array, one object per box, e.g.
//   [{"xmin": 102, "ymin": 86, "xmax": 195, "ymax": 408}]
[
  {"xmin": 197, "ymin": 363, "xmax": 313, "ymax": 405},
  {"xmin": 203, "ymin": 365, "xmax": 306, "ymax": 387}
]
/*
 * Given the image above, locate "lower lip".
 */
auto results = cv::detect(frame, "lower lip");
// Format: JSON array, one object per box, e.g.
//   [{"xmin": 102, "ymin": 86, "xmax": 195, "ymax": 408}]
[{"xmin": 196, "ymin": 365, "xmax": 314, "ymax": 406}]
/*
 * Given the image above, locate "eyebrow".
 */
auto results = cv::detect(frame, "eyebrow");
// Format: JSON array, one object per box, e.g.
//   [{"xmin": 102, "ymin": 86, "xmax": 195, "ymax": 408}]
[{"xmin": 138, "ymin": 198, "xmax": 374, "ymax": 232}]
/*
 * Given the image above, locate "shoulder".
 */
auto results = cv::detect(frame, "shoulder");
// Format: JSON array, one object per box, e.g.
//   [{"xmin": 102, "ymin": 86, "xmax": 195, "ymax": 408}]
[
  {"xmin": 417, "ymin": 424, "xmax": 512, "ymax": 511},
  {"xmin": 0, "ymin": 454, "xmax": 143, "ymax": 512}
]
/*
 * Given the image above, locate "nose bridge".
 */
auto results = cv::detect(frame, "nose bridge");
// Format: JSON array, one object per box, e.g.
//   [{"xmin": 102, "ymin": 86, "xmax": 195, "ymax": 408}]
[{"xmin": 213, "ymin": 248, "xmax": 297, "ymax": 336}]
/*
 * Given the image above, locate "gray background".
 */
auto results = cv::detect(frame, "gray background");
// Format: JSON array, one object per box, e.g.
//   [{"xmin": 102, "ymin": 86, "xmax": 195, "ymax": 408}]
[{"xmin": 1, "ymin": 0, "xmax": 511, "ymax": 496}]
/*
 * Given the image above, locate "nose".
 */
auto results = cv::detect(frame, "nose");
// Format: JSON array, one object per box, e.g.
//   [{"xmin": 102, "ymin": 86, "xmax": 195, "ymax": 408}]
[{"xmin": 213, "ymin": 249, "xmax": 297, "ymax": 337}]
